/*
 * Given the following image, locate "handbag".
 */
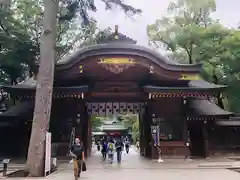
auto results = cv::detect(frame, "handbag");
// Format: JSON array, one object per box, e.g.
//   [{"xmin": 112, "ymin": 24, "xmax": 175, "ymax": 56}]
[{"xmin": 82, "ymin": 161, "xmax": 87, "ymax": 172}]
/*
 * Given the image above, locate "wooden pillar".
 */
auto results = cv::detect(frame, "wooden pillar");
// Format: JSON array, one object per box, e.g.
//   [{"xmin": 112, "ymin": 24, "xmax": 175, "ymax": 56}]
[
  {"xmin": 75, "ymin": 118, "xmax": 82, "ymax": 139},
  {"xmin": 87, "ymin": 115, "xmax": 92, "ymax": 156},
  {"xmin": 144, "ymin": 114, "xmax": 151, "ymax": 158},
  {"xmin": 81, "ymin": 104, "xmax": 89, "ymax": 157},
  {"xmin": 142, "ymin": 104, "xmax": 149, "ymax": 158},
  {"xmin": 73, "ymin": 100, "xmax": 89, "ymax": 157},
  {"xmin": 182, "ymin": 99, "xmax": 190, "ymax": 158},
  {"xmin": 146, "ymin": 101, "xmax": 159, "ymax": 160},
  {"xmin": 139, "ymin": 114, "xmax": 145, "ymax": 156},
  {"xmin": 203, "ymin": 120, "xmax": 209, "ymax": 158},
  {"xmin": 145, "ymin": 102, "xmax": 156, "ymax": 159}
]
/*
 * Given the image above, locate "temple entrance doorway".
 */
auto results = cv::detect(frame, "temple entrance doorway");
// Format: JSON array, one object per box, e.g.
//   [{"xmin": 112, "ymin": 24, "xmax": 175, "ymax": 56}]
[
  {"xmin": 86, "ymin": 102, "xmax": 146, "ymax": 156},
  {"xmin": 87, "ymin": 101, "xmax": 144, "ymax": 141},
  {"xmin": 91, "ymin": 113, "xmax": 139, "ymax": 142},
  {"xmin": 188, "ymin": 121, "xmax": 206, "ymax": 158}
]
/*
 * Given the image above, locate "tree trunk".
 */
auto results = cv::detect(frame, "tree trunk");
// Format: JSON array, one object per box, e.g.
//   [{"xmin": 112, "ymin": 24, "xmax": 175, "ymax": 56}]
[{"xmin": 26, "ymin": 0, "xmax": 59, "ymax": 177}]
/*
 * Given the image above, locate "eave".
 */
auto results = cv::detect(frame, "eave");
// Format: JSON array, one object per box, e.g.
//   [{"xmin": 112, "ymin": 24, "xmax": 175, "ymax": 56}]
[
  {"xmin": 215, "ymin": 116, "xmax": 240, "ymax": 126},
  {"xmin": 3, "ymin": 79, "xmax": 89, "ymax": 95},
  {"xmin": 188, "ymin": 80, "xmax": 227, "ymax": 90},
  {"xmin": 144, "ymin": 80, "xmax": 226, "ymax": 98},
  {"xmin": 144, "ymin": 80, "xmax": 226, "ymax": 93},
  {"xmin": 188, "ymin": 100, "xmax": 233, "ymax": 117}
]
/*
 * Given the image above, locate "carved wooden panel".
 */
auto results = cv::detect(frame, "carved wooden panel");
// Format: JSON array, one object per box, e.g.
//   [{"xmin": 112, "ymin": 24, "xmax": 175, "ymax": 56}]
[
  {"xmin": 98, "ymin": 57, "xmax": 135, "ymax": 74},
  {"xmin": 119, "ymin": 102, "xmax": 127, "ymax": 114},
  {"xmin": 106, "ymin": 102, "xmax": 113, "ymax": 116},
  {"xmin": 91, "ymin": 103, "xmax": 98, "ymax": 115},
  {"xmin": 86, "ymin": 102, "xmax": 145, "ymax": 116},
  {"xmin": 113, "ymin": 102, "xmax": 119, "ymax": 115},
  {"xmin": 133, "ymin": 103, "xmax": 140, "ymax": 114},
  {"xmin": 127, "ymin": 103, "xmax": 134, "ymax": 114},
  {"xmin": 98, "ymin": 102, "xmax": 106, "ymax": 116}
]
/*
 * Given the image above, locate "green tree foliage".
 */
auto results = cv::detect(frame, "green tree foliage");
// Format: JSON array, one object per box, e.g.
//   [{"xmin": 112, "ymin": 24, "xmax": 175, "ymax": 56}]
[
  {"xmin": 147, "ymin": 0, "xmax": 240, "ymax": 112},
  {"xmin": 92, "ymin": 117, "xmax": 103, "ymax": 131},
  {"xmin": 0, "ymin": 0, "xmax": 123, "ymax": 85},
  {"xmin": 117, "ymin": 114, "xmax": 139, "ymax": 142},
  {"xmin": 132, "ymin": 118, "xmax": 139, "ymax": 143},
  {"xmin": 147, "ymin": 0, "xmax": 216, "ymax": 64},
  {"xmin": 59, "ymin": 0, "xmax": 141, "ymax": 25},
  {"xmin": 0, "ymin": 9, "xmax": 36, "ymax": 84}
]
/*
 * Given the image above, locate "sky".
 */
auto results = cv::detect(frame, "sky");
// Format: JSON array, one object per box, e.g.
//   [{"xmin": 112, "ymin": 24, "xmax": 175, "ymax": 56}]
[{"xmin": 90, "ymin": 0, "xmax": 240, "ymax": 49}]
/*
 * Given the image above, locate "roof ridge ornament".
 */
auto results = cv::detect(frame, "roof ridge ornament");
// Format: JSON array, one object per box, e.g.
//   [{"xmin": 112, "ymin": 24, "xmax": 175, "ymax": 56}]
[{"xmin": 95, "ymin": 25, "xmax": 136, "ymax": 44}]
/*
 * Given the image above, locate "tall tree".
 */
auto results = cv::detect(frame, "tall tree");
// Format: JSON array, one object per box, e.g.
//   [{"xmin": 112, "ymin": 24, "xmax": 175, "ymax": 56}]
[
  {"xmin": 26, "ymin": 0, "xmax": 141, "ymax": 176},
  {"xmin": 26, "ymin": 0, "xmax": 59, "ymax": 176},
  {"xmin": 147, "ymin": 0, "xmax": 240, "ymax": 112},
  {"xmin": 147, "ymin": 0, "xmax": 216, "ymax": 64}
]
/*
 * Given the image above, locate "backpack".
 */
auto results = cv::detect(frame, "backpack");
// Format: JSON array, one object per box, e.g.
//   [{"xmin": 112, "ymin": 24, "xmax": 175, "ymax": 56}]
[
  {"xmin": 115, "ymin": 140, "xmax": 122, "ymax": 149},
  {"xmin": 109, "ymin": 143, "xmax": 113, "ymax": 150}
]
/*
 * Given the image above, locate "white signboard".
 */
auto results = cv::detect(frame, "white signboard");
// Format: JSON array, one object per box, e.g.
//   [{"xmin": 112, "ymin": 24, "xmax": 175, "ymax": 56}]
[{"xmin": 45, "ymin": 132, "xmax": 51, "ymax": 175}]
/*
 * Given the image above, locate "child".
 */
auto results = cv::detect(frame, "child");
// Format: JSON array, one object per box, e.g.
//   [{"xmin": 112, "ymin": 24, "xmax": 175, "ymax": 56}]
[{"xmin": 108, "ymin": 140, "xmax": 114, "ymax": 164}]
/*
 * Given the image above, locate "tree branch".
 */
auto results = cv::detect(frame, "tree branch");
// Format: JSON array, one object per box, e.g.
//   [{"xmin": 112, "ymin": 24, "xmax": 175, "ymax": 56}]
[
  {"xmin": 0, "ymin": 21, "xmax": 10, "ymax": 36},
  {"xmin": 182, "ymin": 44, "xmax": 193, "ymax": 64}
]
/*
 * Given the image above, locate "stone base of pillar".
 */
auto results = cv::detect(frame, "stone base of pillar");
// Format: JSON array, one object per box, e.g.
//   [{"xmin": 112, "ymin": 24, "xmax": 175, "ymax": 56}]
[
  {"xmin": 151, "ymin": 157, "xmax": 164, "ymax": 163},
  {"xmin": 185, "ymin": 158, "xmax": 193, "ymax": 161},
  {"xmin": 157, "ymin": 157, "xmax": 164, "ymax": 163}
]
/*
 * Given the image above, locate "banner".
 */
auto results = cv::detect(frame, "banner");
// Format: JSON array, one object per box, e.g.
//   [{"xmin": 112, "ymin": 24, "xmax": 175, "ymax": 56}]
[
  {"xmin": 151, "ymin": 125, "xmax": 159, "ymax": 146},
  {"xmin": 45, "ymin": 132, "xmax": 51, "ymax": 175},
  {"xmin": 69, "ymin": 127, "xmax": 76, "ymax": 149}
]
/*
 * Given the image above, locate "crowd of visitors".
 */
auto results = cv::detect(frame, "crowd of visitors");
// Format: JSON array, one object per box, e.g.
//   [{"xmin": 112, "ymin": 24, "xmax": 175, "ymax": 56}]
[{"xmin": 96, "ymin": 136, "xmax": 131, "ymax": 164}]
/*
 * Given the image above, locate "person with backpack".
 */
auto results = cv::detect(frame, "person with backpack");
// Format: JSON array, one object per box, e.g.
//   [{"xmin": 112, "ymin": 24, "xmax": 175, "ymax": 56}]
[
  {"xmin": 125, "ymin": 139, "xmax": 130, "ymax": 154},
  {"xmin": 115, "ymin": 137, "xmax": 124, "ymax": 163},
  {"xmin": 107, "ymin": 139, "xmax": 115, "ymax": 164}
]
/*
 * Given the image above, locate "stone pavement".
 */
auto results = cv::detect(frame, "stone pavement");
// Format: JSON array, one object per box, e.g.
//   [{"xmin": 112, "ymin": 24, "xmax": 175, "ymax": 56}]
[{"xmin": 6, "ymin": 147, "xmax": 240, "ymax": 180}]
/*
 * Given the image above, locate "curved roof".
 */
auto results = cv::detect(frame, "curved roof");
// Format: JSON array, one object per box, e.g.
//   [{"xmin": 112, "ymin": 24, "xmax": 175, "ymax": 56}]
[
  {"xmin": 189, "ymin": 100, "xmax": 233, "ymax": 116},
  {"xmin": 56, "ymin": 43, "xmax": 202, "ymax": 73}
]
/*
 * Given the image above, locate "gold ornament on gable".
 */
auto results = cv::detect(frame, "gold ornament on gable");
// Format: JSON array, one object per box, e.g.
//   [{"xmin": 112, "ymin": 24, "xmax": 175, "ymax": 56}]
[
  {"xmin": 98, "ymin": 57, "xmax": 135, "ymax": 65},
  {"xmin": 180, "ymin": 74, "xmax": 200, "ymax": 80},
  {"xmin": 79, "ymin": 65, "xmax": 83, "ymax": 73},
  {"xmin": 98, "ymin": 57, "xmax": 135, "ymax": 74}
]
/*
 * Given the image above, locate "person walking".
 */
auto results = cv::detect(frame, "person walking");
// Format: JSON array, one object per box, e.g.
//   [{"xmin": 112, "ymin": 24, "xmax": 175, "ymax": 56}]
[
  {"xmin": 115, "ymin": 137, "xmax": 124, "ymax": 164},
  {"xmin": 97, "ymin": 140, "xmax": 100, "ymax": 151},
  {"xmin": 136, "ymin": 140, "xmax": 139, "ymax": 150},
  {"xmin": 101, "ymin": 140, "xmax": 108, "ymax": 160},
  {"xmin": 70, "ymin": 138, "xmax": 85, "ymax": 179},
  {"xmin": 125, "ymin": 139, "xmax": 130, "ymax": 154},
  {"xmin": 108, "ymin": 138, "xmax": 115, "ymax": 164}
]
